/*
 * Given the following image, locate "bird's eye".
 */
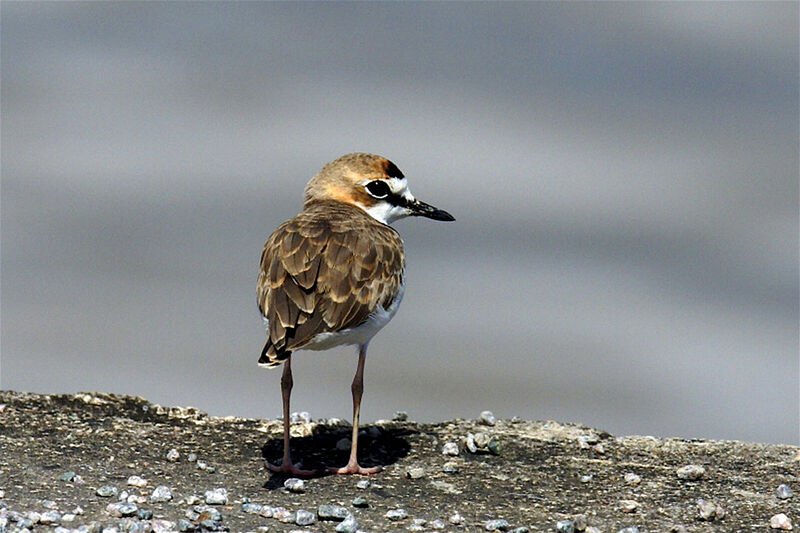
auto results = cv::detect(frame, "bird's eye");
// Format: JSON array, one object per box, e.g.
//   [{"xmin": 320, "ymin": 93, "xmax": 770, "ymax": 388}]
[{"xmin": 365, "ymin": 180, "xmax": 391, "ymax": 198}]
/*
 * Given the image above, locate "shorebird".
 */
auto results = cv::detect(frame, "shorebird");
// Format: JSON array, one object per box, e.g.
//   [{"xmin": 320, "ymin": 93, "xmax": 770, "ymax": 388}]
[{"xmin": 257, "ymin": 153, "xmax": 454, "ymax": 475}]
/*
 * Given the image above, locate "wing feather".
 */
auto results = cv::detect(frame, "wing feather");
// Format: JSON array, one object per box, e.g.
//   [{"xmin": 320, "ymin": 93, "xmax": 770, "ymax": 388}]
[{"xmin": 257, "ymin": 201, "xmax": 405, "ymax": 366}]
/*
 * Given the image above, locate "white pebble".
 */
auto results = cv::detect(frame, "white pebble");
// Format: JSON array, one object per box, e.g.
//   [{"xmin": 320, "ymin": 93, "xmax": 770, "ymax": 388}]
[
  {"xmin": 204, "ymin": 488, "xmax": 228, "ymax": 505},
  {"xmin": 284, "ymin": 478, "xmax": 306, "ymax": 493},
  {"xmin": 150, "ymin": 485, "xmax": 173, "ymax": 503},
  {"xmin": 770, "ymin": 513, "xmax": 793, "ymax": 530},
  {"xmin": 385, "ymin": 508, "xmax": 408, "ymax": 521},
  {"xmin": 442, "ymin": 442, "xmax": 459, "ymax": 456},
  {"xmin": 127, "ymin": 475, "xmax": 148, "ymax": 488},
  {"xmin": 676, "ymin": 464, "xmax": 705, "ymax": 480},
  {"xmin": 166, "ymin": 449, "xmax": 180, "ymax": 462},
  {"xmin": 624, "ymin": 472, "xmax": 641, "ymax": 485},
  {"xmin": 479, "ymin": 410, "xmax": 496, "ymax": 426},
  {"xmin": 449, "ymin": 513, "xmax": 465, "ymax": 525}
]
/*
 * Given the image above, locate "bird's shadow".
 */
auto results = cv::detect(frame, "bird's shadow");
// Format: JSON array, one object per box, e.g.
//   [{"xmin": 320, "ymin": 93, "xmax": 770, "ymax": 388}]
[{"xmin": 261, "ymin": 423, "xmax": 414, "ymax": 488}]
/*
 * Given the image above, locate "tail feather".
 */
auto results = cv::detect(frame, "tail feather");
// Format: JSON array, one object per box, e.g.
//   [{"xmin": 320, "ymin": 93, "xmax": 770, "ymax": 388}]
[{"xmin": 258, "ymin": 339, "xmax": 290, "ymax": 367}]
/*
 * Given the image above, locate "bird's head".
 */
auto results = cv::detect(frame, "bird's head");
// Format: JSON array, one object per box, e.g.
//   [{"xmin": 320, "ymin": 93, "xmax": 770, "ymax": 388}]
[{"xmin": 303, "ymin": 153, "xmax": 455, "ymax": 225}]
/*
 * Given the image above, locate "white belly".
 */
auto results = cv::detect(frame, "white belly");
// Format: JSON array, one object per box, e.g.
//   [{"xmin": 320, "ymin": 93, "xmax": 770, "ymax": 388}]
[
  {"xmin": 304, "ymin": 282, "xmax": 405, "ymax": 350},
  {"xmin": 262, "ymin": 282, "xmax": 405, "ymax": 352}
]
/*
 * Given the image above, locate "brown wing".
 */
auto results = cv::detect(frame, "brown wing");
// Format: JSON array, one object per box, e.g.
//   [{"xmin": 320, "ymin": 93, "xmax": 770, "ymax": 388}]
[{"xmin": 257, "ymin": 201, "xmax": 404, "ymax": 366}]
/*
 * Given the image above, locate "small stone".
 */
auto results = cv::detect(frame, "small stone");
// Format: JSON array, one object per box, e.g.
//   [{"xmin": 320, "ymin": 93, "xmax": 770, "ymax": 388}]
[
  {"xmin": 204, "ymin": 488, "xmax": 228, "ymax": 505},
  {"xmin": 199, "ymin": 519, "xmax": 223, "ymax": 531},
  {"xmin": 258, "ymin": 505, "xmax": 274, "ymax": 518},
  {"xmin": 61, "ymin": 513, "xmax": 76, "ymax": 522},
  {"xmin": 192, "ymin": 504, "xmax": 222, "ymax": 521},
  {"xmin": 118, "ymin": 489, "xmax": 130, "ymax": 501},
  {"xmin": 571, "ymin": 515, "xmax": 587, "ymax": 531},
  {"xmin": 770, "ymin": 513, "xmax": 793, "ymax": 530},
  {"xmin": 466, "ymin": 432, "xmax": 499, "ymax": 454},
  {"xmin": 151, "ymin": 519, "xmax": 177, "ymax": 533},
  {"xmin": 128, "ymin": 493, "xmax": 148, "ymax": 504},
  {"xmin": 166, "ymin": 448, "xmax": 180, "ymax": 461},
  {"xmin": 442, "ymin": 461, "xmax": 459, "ymax": 474},
  {"xmin": 508, "ymin": 528, "xmax": 530, "ymax": 533},
  {"xmin": 352, "ymin": 496, "xmax": 368, "ymax": 508},
  {"xmin": 556, "ymin": 520, "xmax": 575, "ymax": 533},
  {"xmin": 96, "ymin": 486, "xmax": 119, "ymax": 497},
  {"xmin": 585, "ymin": 528, "xmax": 601, "ymax": 533},
  {"xmin": 137, "ymin": 508, "xmax": 154, "ymax": 520},
  {"xmin": 335, "ymin": 514, "xmax": 359, "ymax": 533},
  {"xmin": 318, "ymin": 505, "xmax": 349, "ymax": 521},
  {"xmin": 577, "ymin": 434, "xmax": 599, "ymax": 448},
  {"xmin": 620, "ymin": 500, "xmax": 638, "ymax": 513},
  {"xmin": 42, "ymin": 499, "xmax": 58, "ymax": 509},
  {"xmin": 442, "ymin": 442, "xmax": 459, "ymax": 456},
  {"xmin": 696, "ymin": 498, "xmax": 725, "ymax": 521},
  {"xmin": 106, "ymin": 502, "xmax": 138, "ymax": 518},
  {"xmin": 406, "ymin": 467, "xmax": 425, "ymax": 479},
  {"xmin": 429, "ymin": 519, "xmax": 446, "ymax": 529},
  {"xmin": 241, "ymin": 503, "xmax": 262, "ymax": 514},
  {"xmin": 393, "ymin": 411, "xmax": 409, "ymax": 421},
  {"xmin": 485, "ymin": 518, "xmax": 510, "ymax": 531},
  {"xmin": 59, "ymin": 471, "xmax": 77, "ymax": 482},
  {"xmin": 479, "ymin": 410, "xmax": 496, "ymax": 426},
  {"xmin": 150, "ymin": 485, "xmax": 173, "ymax": 503},
  {"xmin": 184, "ymin": 494, "xmax": 202, "ymax": 505},
  {"xmin": 617, "ymin": 527, "xmax": 639, "ymax": 533},
  {"xmin": 624, "ymin": 472, "xmax": 641, "ymax": 485},
  {"xmin": 177, "ymin": 518, "xmax": 195, "ymax": 531},
  {"xmin": 356, "ymin": 479, "xmax": 371, "ymax": 489},
  {"xmin": 187, "ymin": 453, "xmax": 198, "ymax": 462},
  {"xmin": 295, "ymin": 509, "xmax": 315, "ymax": 526},
  {"xmin": 593, "ymin": 443, "xmax": 605, "ymax": 454},
  {"xmin": 40, "ymin": 510, "xmax": 61, "ymax": 525},
  {"xmin": 449, "ymin": 512, "xmax": 465, "ymax": 525},
  {"xmin": 284, "ymin": 477, "xmax": 306, "ymax": 493},
  {"xmin": 676, "ymin": 464, "xmax": 705, "ymax": 480},
  {"xmin": 386, "ymin": 509, "xmax": 409, "ymax": 521},
  {"xmin": 776, "ymin": 484, "xmax": 794, "ymax": 499},
  {"xmin": 25, "ymin": 511, "xmax": 42, "ymax": 523},
  {"xmin": 669, "ymin": 527, "xmax": 689, "ymax": 533},
  {"xmin": 127, "ymin": 475, "xmax": 148, "ymax": 487},
  {"xmin": 290, "ymin": 411, "xmax": 311, "ymax": 423},
  {"xmin": 580, "ymin": 474, "xmax": 593, "ymax": 483},
  {"xmin": 272, "ymin": 507, "xmax": 292, "ymax": 522},
  {"xmin": 335, "ymin": 438, "xmax": 351, "ymax": 451}
]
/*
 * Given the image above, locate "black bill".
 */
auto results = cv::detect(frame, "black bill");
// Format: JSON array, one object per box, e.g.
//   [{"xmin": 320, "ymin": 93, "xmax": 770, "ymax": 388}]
[{"xmin": 408, "ymin": 199, "xmax": 455, "ymax": 221}]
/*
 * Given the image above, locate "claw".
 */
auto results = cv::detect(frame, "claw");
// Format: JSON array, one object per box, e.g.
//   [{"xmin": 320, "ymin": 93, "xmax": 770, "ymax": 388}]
[
  {"xmin": 326, "ymin": 461, "xmax": 382, "ymax": 475},
  {"xmin": 266, "ymin": 460, "xmax": 318, "ymax": 476}
]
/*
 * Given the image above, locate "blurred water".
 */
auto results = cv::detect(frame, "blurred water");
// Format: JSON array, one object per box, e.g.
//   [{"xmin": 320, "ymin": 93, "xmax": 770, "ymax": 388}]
[{"xmin": 2, "ymin": 2, "xmax": 797, "ymax": 444}]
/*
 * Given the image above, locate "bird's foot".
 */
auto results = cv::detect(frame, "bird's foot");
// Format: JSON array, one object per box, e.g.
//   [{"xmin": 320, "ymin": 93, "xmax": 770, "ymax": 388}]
[
  {"xmin": 266, "ymin": 460, "xmax": 317, "ymax": 476},
  {"xmin": 326, "ymin": 461, "xmax": 383, "ymax": 475}
]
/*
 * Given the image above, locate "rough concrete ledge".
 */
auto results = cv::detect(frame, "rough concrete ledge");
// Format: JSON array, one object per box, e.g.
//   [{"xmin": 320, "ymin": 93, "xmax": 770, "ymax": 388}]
[{"xmin": 0, "ymin": 391, "xmax": 797, "ymax": 532}]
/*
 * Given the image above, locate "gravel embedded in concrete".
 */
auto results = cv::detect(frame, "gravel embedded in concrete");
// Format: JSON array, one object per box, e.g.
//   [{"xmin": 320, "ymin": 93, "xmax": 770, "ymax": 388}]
[
  {"xmin": 317, "ymin": 504, "xmax": 349, "ymax": 521},
  {"xmin": 284, "ymin": 477, "xmax": 306, "ymax": 493},
  {"xmin": 479, "ymin": 410, "xmax": 497, "ymax": 426},
  {"xmin": 442, "ymin": 442, "xmax": 459, "ymax": 456},
  {"xmin": 203, "ymin": 488, "xmax": 228, "ymax": 505},
  {"xmin": 776, "ymin": 484, "xmax": 793, "ymax": 499},
  {"xmin": 770, "ymin": 513, "xmax": 793, "ymax": 530},
  {"xmin": 676, "ymin": 464, "xmax": 705, "ymax": 480},
  {"xmin": 385, "ymin": 508, "xmax": 408, "ymax": 521},
  {"xmin": 485, "ymin": 518, "xmax": 510, "ymax": 531},
  {"xmin": 149, "ymin": 486, "xmax": 173, "ymax": 503}
]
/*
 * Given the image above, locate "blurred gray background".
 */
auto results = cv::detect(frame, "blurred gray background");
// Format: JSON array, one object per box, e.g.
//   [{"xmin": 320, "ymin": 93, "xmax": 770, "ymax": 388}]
[{"xmin": 2, "ymin": 2, "xmax": 797, "ymax": 444}]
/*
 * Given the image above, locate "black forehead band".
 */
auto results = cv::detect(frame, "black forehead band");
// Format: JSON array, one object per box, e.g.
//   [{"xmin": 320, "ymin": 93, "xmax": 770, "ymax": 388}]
[{"xmin": 384, "ymin": 161, "xmax": 405, "ymax": 179}]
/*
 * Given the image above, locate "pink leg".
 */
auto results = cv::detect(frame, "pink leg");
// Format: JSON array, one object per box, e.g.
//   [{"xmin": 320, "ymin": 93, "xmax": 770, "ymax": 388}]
[
  {"xmin": 266, "ymin": 356, "xmax": 316, "ymax": 476},
  {"xmin": 328, "ymin": 344, "xmax": 382, "ymax": 475}
]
